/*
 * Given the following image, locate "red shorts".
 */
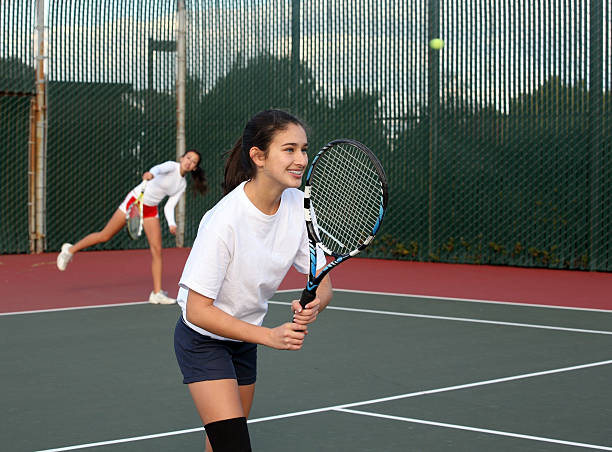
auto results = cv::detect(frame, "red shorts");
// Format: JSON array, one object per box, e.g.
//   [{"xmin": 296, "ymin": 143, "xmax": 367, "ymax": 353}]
[{"xmin": 120, "ymin": 192, "xmax": 158, "ymax": 219}]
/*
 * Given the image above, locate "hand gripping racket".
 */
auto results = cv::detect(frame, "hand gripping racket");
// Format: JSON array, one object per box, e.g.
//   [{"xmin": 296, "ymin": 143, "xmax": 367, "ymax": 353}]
[
  {"xmin": 299, "ymin": 139, "xmax": 388, "ymax": 308},
  {"xmin": 126, "ymin": 180, "xmax": 147, "ymax": 240}
]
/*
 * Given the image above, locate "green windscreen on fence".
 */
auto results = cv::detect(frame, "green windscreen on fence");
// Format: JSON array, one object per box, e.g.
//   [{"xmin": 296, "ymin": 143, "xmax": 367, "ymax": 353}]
[
  {"xmin": 1, "ymin": 0, "xmax": 611, "ymax": 271},
  {"xmin": 0, "ymin": 1, "xmax": 36, "ymax": 253}
]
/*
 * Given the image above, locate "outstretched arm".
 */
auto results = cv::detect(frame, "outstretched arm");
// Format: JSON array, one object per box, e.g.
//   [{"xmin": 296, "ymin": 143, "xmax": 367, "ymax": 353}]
[{"xmin": 163, "ymin": 191, "xmax": 183, "ymax": 234}]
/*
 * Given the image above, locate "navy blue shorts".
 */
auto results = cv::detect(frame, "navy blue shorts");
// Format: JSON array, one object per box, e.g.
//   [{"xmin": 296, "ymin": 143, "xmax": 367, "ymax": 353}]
[{"xmin": 174, "ymin": 317, "xmax": 257, "ymax": 385}]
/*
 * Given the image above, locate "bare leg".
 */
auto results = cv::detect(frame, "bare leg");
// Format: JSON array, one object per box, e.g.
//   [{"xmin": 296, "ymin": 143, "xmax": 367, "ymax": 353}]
[
  {"xmin": 238, "ymin": 383, "xmax": 256, "ymax": 418},
  {"xmin": 188, "ymin": 380, "xmax": 256, "ymax": 452},
  {"xmin": 69, "ymin": 209, "xmax": 126, "ymax": 254},
  {"xmin": 143, "ymin": 217, "xmax": 163, "ymax": 293}
]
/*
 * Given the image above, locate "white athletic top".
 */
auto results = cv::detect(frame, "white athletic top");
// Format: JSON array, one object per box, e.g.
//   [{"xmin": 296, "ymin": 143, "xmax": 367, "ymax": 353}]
[
  {"xmin": 177, "ymin": 181, "xmax": 326, "ymax": 341},
  {"xmin": 131, "ymin": 161, "xmax": 186, "ymax": 227}
]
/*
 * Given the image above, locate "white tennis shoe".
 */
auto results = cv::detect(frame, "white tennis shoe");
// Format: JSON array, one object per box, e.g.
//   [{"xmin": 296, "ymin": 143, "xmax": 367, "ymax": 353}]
[
  {"xmin": 56, "ymin": 243, "xmax": 74, "ymax": 271},
  {"xmin": 149, "ymin": 290, "xmax": 176, "ymax": 305}
]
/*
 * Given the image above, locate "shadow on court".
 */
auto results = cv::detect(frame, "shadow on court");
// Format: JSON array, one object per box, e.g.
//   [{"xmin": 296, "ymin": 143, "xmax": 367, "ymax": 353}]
[{"xmin": 2, "ymin": 291, "xmax": 612, "ymax": 451}]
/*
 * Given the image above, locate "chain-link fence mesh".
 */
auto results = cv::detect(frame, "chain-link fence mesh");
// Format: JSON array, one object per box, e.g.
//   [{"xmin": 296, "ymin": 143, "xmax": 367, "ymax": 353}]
[
  {"xmin": 1, "ymin": 1, "xmax": 36, "ymax": 253},
  {"xmin": 45, "ymin": 1, "xmax": 179, "ymax": 252},
  {"xmin": 1, "ymin": 0, "xmax": 611, "ymax": 271}
]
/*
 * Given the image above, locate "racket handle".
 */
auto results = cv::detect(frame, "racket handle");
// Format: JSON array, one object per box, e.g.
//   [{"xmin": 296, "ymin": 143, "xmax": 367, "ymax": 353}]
[{"xmin": 299, "ymin": 288, "xmax": 316, "ymax": 308}]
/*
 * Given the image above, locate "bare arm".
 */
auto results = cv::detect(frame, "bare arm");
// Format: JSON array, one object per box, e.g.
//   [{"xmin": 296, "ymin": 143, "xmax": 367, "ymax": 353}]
[
  {"xmin": 185, "ymin": 289, "xmax": 308, "ymax": 350},
  {"xmin": 163, "ymin": 191, "xmax": 183, "ymax": 231},
  {"xmin": 315, "ymin": 274, "xmax": 333, "ymax": 312}
]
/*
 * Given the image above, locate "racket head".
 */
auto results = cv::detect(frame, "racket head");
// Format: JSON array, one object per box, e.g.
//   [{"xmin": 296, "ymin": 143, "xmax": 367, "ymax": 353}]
[
  {"xmin": 126, "ymin": 201, "xmax": 142, "ymax": 240},
  {"xmin": 304, "ymin": 138, "xmax": 388, "ymax": 258},
  {"xmin": 126, "ymin": 181, "xmax": 147, "ymax": 240},
  {"xmin": 299, "ymin": 139, "xmax": 388, "ymax": 307}
]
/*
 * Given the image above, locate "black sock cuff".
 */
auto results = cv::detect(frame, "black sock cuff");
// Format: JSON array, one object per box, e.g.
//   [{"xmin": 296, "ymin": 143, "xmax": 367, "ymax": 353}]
[{"xmin": 204, "ymin": 417, "xmax": 251, "ymax": 452}]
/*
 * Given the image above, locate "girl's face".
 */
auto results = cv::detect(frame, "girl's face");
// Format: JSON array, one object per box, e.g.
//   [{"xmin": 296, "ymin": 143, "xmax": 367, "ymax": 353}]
[
  {"xmin": 180, "ymin": 151, "xmax": 200, "ymax": 174},
  {"xmin": 259, "ymin": 123, "xmax": 308, "ymax": 190}
]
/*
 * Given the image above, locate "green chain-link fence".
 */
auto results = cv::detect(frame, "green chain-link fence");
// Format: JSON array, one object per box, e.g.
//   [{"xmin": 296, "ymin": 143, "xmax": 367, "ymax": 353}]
[
  {"xmin": 1, "ymin": 1, "xmax": 36, "ymax": 253},
  {"xmin": 1, "ymin": 0, "xmax": 611, "ymax": 271}
]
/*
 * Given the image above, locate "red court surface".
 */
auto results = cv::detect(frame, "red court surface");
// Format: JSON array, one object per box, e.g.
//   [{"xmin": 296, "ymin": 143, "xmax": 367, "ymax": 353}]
[{"xmin": 1, "ymin": 248, "xmax": 611, "ymax": 313}]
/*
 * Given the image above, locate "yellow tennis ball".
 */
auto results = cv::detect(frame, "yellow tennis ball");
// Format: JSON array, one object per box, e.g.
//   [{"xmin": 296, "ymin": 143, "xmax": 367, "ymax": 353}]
[{"xmin": 429, "ymin": 38, "xmax": 444, "ymax": 50}]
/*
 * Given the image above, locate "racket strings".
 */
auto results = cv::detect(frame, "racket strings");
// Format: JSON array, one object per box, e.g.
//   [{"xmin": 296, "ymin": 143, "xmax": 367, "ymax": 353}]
[
  {"xmin": 126, "ymin": 203, "xmax": 141, "ymax": 237},
  {"xmin": 310, "ymin": 143, "xmax": 383, "ymax": 254}
]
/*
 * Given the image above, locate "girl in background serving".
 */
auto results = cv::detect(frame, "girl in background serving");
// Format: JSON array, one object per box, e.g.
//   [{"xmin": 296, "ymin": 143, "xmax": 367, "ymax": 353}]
[{"xmin": 57, "ymin": 150, "xmax": 207, "ymax": 305}]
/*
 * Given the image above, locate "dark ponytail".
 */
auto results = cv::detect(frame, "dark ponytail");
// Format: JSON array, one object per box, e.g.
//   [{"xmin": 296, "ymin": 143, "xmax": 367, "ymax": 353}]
[
  {"xmin": 222, "ymin": 109, "xmax": 306, "ymax": 195},
  {"xmin": 222, "ymin": 136, "xmax": 255, "ymax": 195},
  {"xmin": 185, "ymin": 149, "xmax": 208, "ymax": 196}
]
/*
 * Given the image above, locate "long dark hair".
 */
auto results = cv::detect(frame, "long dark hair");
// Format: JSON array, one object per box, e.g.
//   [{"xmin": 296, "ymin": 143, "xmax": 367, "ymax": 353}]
[
  {"xmin": 222, "ymin": 109, "xmax": 306, "ymax": 195},
  {"xmin": 185, "ymin": 149, "xmax": 208, "ymax": 196}
]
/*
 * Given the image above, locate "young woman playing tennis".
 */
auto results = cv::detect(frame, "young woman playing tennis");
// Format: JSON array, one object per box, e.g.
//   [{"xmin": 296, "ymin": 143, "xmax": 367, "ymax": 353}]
[
  {"xmin": 56, "ymin": 150, "xmax": 208, "ymax": 305},
  {"xmin": 174, "ymin": 110, "xmax": 333, "ymax": 452}
]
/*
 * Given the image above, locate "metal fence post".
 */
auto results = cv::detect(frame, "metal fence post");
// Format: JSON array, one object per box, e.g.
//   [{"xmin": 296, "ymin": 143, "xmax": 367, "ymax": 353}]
[
  {"xmin": 427, "ymin": 0, "xmax": 440, "ymax": 258},
  {"xmin": 32, "ymin": 0, "xmax": 47, "ymax": 253},
  {"xmin": 291, "ymin": 0, "xmax": 300, "ymax": 113},
  {"xmin": 588, "ymin": 0, "xmax": 603, "ymax": 270},
  {"xmin": 176, "ymin": 0, "xmax": 187, "ymax": 247}
]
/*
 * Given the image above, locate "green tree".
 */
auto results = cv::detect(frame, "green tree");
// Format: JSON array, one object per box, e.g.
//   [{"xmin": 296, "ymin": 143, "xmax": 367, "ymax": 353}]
[
  {"xmin": 183, "ymin": 53, "xmax": 390, "ymax": 244},
  {"xmin": 45, "ymin": 81, "xmax": 150, "ymax": 250},
  {"xmin": 390, "ymin": 75, "xmax": 610, "ymax": 269},
  {"xmin": 0, "ymin": 58, "xmax": 35, "ymax": 252}
]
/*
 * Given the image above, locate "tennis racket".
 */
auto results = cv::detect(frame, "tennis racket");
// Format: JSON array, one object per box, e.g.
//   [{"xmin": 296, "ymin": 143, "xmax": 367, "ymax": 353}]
[
  {"xmin": 126, "ymin": 180, "xmax": 147, "ymax": 240},
  {"xmin": 299, "ymin": 139, "xmax": 388, "ymax": 307}
]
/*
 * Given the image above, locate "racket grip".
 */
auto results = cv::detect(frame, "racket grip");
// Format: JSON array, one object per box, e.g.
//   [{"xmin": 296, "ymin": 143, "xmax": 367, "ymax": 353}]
[{"xmin": 299, "ymin": 289, "xmax": 316, "ymax": 308}]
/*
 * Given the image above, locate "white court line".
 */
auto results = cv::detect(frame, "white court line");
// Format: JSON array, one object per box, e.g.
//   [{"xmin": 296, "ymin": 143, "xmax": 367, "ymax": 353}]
[
  {"xmin": 269, "ymin": 301, "xmax": 612, "ymax": 335},
  {"xmin": 248, "ymin": 359, "xmax": 612, "ymax": 421},
  {"xmin": 4, "ymin": 288, "xmax": 612, "ymax": 316},
  {"xmin": 0, "ymin": 301, "xmax": 149, "ymax": 316},
  {"xmin": 34, "ymin": 359, "xmax": 612, "ymax": 452},
  {"xmin": 336, "ymin": 408, "xmax": 612, "ymax": 451},
  {"xmin": 3, "ymin": 298, "xmax": 610, "ymax": 336},
  {"xmin": 276, "ymin": 288, "xmax": 612, "ymax": 313},
  {"xmin": 33, "ymin": 428, "xmax": 205, "ymax": 452}
]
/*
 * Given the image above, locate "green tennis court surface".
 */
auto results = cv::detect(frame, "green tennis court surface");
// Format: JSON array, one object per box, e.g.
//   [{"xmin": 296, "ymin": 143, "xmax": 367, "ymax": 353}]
[{"xmin": 2, "ymin": 290, "xmax": 611, "ymax": 451}]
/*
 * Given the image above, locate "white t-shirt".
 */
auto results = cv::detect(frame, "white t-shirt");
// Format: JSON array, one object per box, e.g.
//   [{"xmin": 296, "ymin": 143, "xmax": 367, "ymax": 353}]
[
  {"xmin": 131, "ymin": 161, "xmax": 186, "ymax": 227},
  {"xmin": 177, "ymin": 181, "xmax": 326, "ymax": 341}
]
